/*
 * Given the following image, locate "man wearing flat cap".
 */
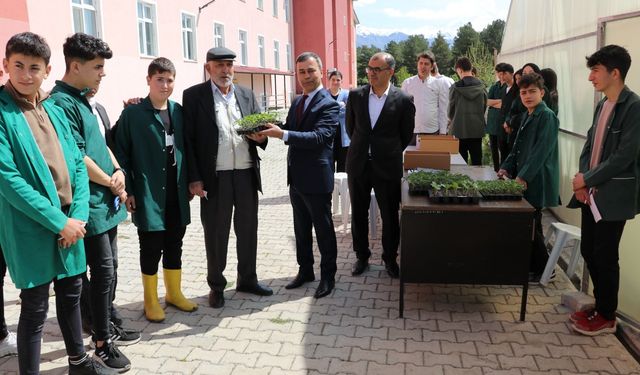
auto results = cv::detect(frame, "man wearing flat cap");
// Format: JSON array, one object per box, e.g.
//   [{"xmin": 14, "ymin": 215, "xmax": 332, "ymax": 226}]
[{"xmin": 183, "ymin": 46, "xmax": 272, "ymax": 308}]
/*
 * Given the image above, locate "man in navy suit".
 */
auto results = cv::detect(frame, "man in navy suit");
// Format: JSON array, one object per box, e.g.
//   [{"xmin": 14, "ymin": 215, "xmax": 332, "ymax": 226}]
[
  {"xmin": 346, "ymin": 52, "xmax": 415, "ymax": 278},
  {"xmin": 261, "ymin": 52, "xmax": 340, "ymax": 298}
]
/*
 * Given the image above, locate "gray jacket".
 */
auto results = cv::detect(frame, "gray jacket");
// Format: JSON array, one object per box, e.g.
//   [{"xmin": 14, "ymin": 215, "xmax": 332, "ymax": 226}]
[{"xmin": 447, "ymin": 77, "xmax": 487, "ymax": 139}]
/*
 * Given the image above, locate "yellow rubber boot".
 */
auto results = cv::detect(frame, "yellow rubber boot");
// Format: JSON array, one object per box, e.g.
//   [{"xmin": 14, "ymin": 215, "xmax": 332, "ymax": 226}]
[
  {"xmin": 163, "ymin": 268, "xmax": 198, "ymax": 312},
  {"xmin": 142, "ymin": 273, "xmax": 165, "ymax": 322}
]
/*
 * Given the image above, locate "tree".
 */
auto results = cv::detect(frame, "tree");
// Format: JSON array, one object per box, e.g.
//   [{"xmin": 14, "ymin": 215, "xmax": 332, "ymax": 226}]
[
  {"xmin": 466, "ymin": 40, "xmax": 495, "ymax": 88},
  {"xmin": 430, "ymin": 31, "xmax": 453, "ymax": 77},
  {"xmin": 480, "ymin": 19, "xmax": 505, "ymax": 55},
  {"xmin": 384, "ymin": 41, "xmax": 405, "ymax": 71},
  {"xmin": 356, "ymin": 44, "xmax": 381, "ymax": 85},
  {"xmin": 394, "ymin": 66, "xmax": 411, "ymax": 86},
  {"xmin": 401, "ymin": 34, "xmax": 429, "ymax": 76},
  {"xmin": 451, "ymin": 22, "xmax": 480, "ymax": 59}
]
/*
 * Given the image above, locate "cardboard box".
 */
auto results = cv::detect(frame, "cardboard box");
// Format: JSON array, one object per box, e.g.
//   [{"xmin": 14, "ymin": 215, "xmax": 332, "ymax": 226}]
[
  {"xmin": 417, "ymin": 135, "xmax": 459, "ymax": 154},
  {"xmin": 404, "ymin": 149, "xmax": 451, "ymax": 170}
]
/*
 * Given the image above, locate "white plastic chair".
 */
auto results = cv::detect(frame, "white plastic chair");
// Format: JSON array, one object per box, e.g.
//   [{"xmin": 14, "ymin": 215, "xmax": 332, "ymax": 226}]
[
  {"xmin": 540, "ymin": 222, "xmax": 582, "ymax": 285},
  {"xmin": 332, "ymin": 173, "xmax": 350, "ymax": 233}
]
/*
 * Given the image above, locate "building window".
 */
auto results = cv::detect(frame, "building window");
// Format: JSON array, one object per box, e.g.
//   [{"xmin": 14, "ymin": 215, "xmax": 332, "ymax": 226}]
[
  {"xmin": 284, "ymin": 0, "xmax": 290, "ymax": 23},
  {"xmin": 272, "ymin": 0, "xmax": 278, "ymax": 17},
  {"xmin": 273, "ymin": 40, "xmax": 280, "ymax": 70},
  {"xmin": 214, "ymin": 23, "xmax": 225, "ymax": 48},
  {"xmin": 72, "ymin": 0, "xmax": 100, "ymax": 37},
  {"xmin": 258, "ymin": 35, "xmax": 265, "ymax": 67},
  {"xmin": 181, "ymin": 13, "xmax": 196, "ymax": 61},
  {"xmin": 239, "ymin": 30, "xmax": 248, "ymax": 66},
  {"xmin": 137, "ymin": 1, "xmax": 157, "ymax": 56},
  {"xmin": 286, "ymin": 43, "xmax": 291, "ymax": 71},
  {"xmin": 257, "ymin": 0, "xmax": 263, "ymax": 11}
]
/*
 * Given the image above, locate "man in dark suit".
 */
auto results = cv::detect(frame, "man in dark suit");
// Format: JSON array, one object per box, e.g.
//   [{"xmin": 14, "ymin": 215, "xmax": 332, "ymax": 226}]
[
  {"xmin": 183, "ymin": 47, "xmax": 272, "ymax": 309},
  {"xmin": 346, "ymin": 52, "xmax": 415, "ymax": 278},
  {"xmin": 260, "ymin": 52, "xmax": 339, "ymax": 298}
]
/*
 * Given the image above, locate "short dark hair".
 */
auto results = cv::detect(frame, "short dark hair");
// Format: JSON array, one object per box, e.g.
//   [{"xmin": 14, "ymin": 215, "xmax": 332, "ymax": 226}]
[
  {"xmin": 496, "ymin": 63, "xmax": 514, "ymax": 74},
  {"xmin": 328, "ymin": 69, "xmax": 343, "ymax": 80},
  {"xmin": 539, "ymin": 68, "xmax": 557, "ymax": 91},
  {"xmin": 417, "ymin": 51, "xmax": 435, "ymax": 64},
  {"xmin": 296, "ymin": 52, "xmax": 323, "ymax": 70},
  {"xmin": 63, "ymin": 33, "xmax": 113, "ymax": 71},
  {"xmin": 518, "ymin": 73, "xmax": 545, "ymax": 90},
  {"xmin": 521, "ymin": 62, "xmax": 541, "ymax": 73},
  {"xmin": 586, "ymin": 44, "xmax": 632, "ymax": 81},
  {"xmin": 148, "ymin": 57, "xmax": 176, "ymax": 77},
  {"xmin": 454, "ymin": 57, "xmax": 472, "ymax": 72},
  {"xmin": 372, "ymin": 52, "xmax": 396, "ymax": 70},
  {"xmin": 5, "ymin": 32, "xmax": 51, "ymax": 65}
]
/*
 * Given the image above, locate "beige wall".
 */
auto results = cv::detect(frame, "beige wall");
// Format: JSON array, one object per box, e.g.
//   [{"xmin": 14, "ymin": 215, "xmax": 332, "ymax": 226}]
[{"xmin": 501, "ymin": 0, "xmax": 640, "ymax": 322}]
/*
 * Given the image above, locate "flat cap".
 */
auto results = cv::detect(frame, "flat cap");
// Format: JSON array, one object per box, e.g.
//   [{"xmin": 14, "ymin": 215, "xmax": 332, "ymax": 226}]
[{"xmin": 206, "ymin": 47, "xmax": 236, "ymax": 61}]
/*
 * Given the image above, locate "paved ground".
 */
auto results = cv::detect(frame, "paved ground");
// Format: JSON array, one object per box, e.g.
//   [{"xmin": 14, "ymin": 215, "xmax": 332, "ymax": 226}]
[{"xmin": 1, "ymin": 140, "xmax": 639, "ymax": 374}]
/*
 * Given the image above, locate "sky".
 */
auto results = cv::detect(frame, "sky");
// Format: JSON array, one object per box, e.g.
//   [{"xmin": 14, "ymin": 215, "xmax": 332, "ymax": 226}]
[{"xmin": 354, "ymin": 0, "xmax": 511, "ymax": 37}]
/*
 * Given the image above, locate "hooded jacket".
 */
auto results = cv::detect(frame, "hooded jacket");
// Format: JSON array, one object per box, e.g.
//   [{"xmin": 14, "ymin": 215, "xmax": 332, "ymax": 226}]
[{"xmin": 447, "ymin": 76, "xmax": 488, "ymax": 139}]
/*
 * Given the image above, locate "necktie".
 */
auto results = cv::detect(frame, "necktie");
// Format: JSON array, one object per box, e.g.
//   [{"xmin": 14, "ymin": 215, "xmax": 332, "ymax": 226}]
[{"xmin": 296, "ymin": 94, "xmax": 309, "ymax": 126}]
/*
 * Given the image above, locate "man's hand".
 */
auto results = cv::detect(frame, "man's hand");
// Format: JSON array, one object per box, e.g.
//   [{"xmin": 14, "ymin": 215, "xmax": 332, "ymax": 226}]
[
  {"xmin": 572, "ymin": 172, "xmax": 586, "ymax": 191},
  {"xmin": 246, "ymin": 133, "xmax": 267, "ymax": 144},
  {"xmin": 497, "ymin": 169, "xmax": 509, "ymax": 179},
  {"xmin": 59, "ymin": 218, "xmax": 86, "ymax": 248},
  {"xmin": 189, "ymin": 181, "xmax": 207, "ymax": 198},
  {"xmin": 122, "ymin": 97, "xmax": 142, "ymax": 108},
  {"xmin": 125, "ymin": 195, "xmax": 136, "ymax": 213},
  {"xmin": 575, "ymin": 187, "xmax": 589, "ymax": 205},
  {"xmin": 503, "ymin": 122, "xmax": 512, "ymax": 134},
  {"xmin": 259, "ymin": 123, "xmax": 284, "ymax": 139},
  {"xmin": 515, "ymin": 176, "xmax": 527, "ymax": 190},
  {"xmin": 110, "ymin": 169, "xmax": 125, "ymax": 195}
]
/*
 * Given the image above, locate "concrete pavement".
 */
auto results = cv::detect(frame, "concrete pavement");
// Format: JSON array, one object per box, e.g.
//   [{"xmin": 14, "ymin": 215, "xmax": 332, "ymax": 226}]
[{"xmin": 1, "ymin": 140, "xmax": 639, "ymax": 374}]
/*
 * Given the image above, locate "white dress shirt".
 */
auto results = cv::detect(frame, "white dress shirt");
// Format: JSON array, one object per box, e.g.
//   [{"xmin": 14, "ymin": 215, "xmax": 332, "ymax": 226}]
[
  {"xmin": 401, "ymin": 74, "xmax": 449, "ymax": 134},
  {"xmin": 368, "ymin": 83, "xmax": 391, "ymax": 129},
  {"xmin": 211, "ymin": 82, "xmax": 253, "ymax": 171}
]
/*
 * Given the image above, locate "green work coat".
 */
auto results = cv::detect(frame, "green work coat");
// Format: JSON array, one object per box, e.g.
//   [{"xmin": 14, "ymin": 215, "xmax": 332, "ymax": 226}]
[
  {"xmin": 567, "ymin": 86, "xmax": 640, "ymax": 221},
  {"xmin": 114, "ymin": 97, "xmax": 190, "ymax": 231},
  {"xmin": 0, "ymin": 88, "xmax": 89, "ymax": 289},
  {"xmin": 50, "ymin": 81, "xmax": 127, "ymax": 236},
  {"xmin": 501, "ymin": 101, "xmax": 560, "ymax": 209},
  {"xmin": 486, "ymin": 81, "xmax": 506, "ymax": 137}
]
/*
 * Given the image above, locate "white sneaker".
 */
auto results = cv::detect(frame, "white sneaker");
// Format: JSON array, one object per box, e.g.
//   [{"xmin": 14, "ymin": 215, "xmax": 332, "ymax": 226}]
[{"xmin": 0, "ymin": 332, "xmax": 18, "ymax": 357}]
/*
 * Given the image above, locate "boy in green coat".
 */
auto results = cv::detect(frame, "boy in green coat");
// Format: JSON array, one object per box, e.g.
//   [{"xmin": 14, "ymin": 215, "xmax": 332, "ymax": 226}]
[
  {"xmin": 0, "ymin": 32, "xmax": 108, "ymax": 374},
  {"xmin": 114, "ymin": 58, "xmax": 196, "ymax": 323},
  {"xmin": 50, "ymin": 33, "xmax": 137, "ymax": 372},
  {"xmin": 498, "ymin": 73, "xmax": 560, "ymax": 283}
]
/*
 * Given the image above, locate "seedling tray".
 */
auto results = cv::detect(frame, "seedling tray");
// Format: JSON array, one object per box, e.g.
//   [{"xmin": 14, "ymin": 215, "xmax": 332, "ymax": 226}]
[
  {"xmin": 481, "ymin": 193, "xmax": 523, "ymax": 201},
  {"xmin": 427, "ymin": 190, "xmax": 481, "ymax": 204}
]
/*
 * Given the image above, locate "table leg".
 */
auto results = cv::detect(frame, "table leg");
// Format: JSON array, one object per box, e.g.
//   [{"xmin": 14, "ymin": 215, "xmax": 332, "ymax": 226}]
[
  {"xmin": 399, "ymin": 277, "xmax": 404, "ymax": 318},
  {"xmin": 520, "ymin": 281, "xmax": 528, "ymax": 321}
]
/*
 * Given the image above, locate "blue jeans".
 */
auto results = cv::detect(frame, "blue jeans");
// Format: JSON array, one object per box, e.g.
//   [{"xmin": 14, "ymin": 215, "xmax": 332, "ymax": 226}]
[
  {"xmin": 84, "ymin": 227, "xmax": 118, "ymax": 341},
  {"xmin": 18, "ymin": 274, "xmax": 85, "ymax": 374}
]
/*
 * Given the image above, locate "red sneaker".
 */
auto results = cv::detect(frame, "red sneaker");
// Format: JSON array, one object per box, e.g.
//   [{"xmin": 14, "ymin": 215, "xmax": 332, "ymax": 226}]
[
  {"xmin": 569, "ymin": 308, "xmax": 595, "ymax": 324},
  {"xmin": 572, "ymin": 312, "xmax": 617, "ymax": 336}
]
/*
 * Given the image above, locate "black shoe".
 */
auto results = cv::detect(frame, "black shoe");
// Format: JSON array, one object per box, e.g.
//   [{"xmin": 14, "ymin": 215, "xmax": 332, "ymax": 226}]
[
  {"xmin": 109, "ymin": 322, "xmax": 140, "ymax": 347},
  {"xmin": 93, "ymin": 340, "xmax": 131, "ymax": 373},
  {"xmin": 69, "ymin": 354, "xmax": 118, "ymax": 375},
  {"xmin": 209, "ymin": 290, "xmax": 225, "ymax": 308},
  {"xmin": 110, "ymin": 307, "xmax": 123, "ymax": 327},
  {"xmin": 384, "ymin": 260, "xmax": 400, "ymax": 278},
  {"xmin": 236, "ymin": 283, "xmax": 274, "ymax": 296},
  {"xmin": 351, "ymin": 259, "xmax": 369, "ymax": 276},
  {"xmin": 285, "ymin": 272, "xmax": 315, "ymax": 289},
  {"xmin": 314, "ymin": 279, "xmax": 335, "ymax": 299}
]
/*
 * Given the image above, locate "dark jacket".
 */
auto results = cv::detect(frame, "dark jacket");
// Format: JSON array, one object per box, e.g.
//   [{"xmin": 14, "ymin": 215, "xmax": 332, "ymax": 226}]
[
  {"xmin": 345, "ymin": 84, "xmax": 415, "ymax": 180},
  {"xmin": 568, "ymin": 86, "xmax": 640, "ymax": 221},
  {"xmin": 284, "ymin": 89, "xmax": 339, "ymax": 194},
  {"xmin": 501, "ymin": 101, "xmax": 560, "ymax": 209},
  {"xmin": 486, "ymin": 81, "xmax": 506, "ymax": 136},
  {"xmin": 448, "ymin": 76, "xmax": 487, "ymax": 139},
  {"xmin": 182, "ymin": 82, "xmax": 266, "ymax": 193}
]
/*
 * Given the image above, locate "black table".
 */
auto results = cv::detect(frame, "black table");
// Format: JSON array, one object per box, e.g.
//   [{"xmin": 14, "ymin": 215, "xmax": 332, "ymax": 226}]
[{"xmin": 399, "ymin": 166, "xmax": 535, "ymax": 321}]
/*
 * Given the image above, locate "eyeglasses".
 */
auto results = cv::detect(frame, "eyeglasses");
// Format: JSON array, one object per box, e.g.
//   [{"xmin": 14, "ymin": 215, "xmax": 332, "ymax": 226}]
[{"xmin": 366, "ymin": 66, "xmax": 391, "ymax": 74}]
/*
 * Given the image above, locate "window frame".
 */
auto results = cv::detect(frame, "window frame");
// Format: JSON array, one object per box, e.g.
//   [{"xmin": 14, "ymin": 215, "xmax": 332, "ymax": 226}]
[
  {"xmin": 257, "ymin": 34, "xmax": 265, "ymax": 68},
  {"xmin": 273, "ymin": 39, "xmax": 280, "ymax": 70},
  {"xmin": 136, "ymin": 0, "xmax": 159, "ymax": 57},
  {"xmin": 213, "ymin": 22, "xmax": 226, "ymax": 48},
  {"xmin": 70, "ymin": 0, "xmax": 102, "ymax": 38},
  {"xmin": 180, "ymin": 11, "xmax": 197, "ymax": 61},
  {"xmin": 238, "ymin": 29, "xmax": 249, "ymax": 66}
]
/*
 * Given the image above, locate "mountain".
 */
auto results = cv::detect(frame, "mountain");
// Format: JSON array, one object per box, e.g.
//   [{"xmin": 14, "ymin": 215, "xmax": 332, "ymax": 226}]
[{"xmin": 356, "ymin": 26, "xmax": 454, "ymax": 49}]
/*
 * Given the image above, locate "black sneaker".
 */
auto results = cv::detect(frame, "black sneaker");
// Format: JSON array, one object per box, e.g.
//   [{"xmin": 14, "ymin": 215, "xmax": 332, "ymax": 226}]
[
  {"xmin": 93, "ymin": 339, "xmax": 131, "ymax": 373},
  {"xmin": 109, "ymin": 322, "xmax": 140, "ymax": 346},
  {"xmin": 69, "ymin": 354, "xmax": 118, "ymax": 375}
]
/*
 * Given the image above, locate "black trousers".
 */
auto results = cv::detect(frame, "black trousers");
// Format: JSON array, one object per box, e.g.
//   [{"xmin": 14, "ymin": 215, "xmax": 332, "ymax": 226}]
[
  {"xmin": 581, "ymin": 207, "xmax": 626, "ymax": 320},
  {"xmin": 531, "ymin": 208, "xmax": 550, "ymax": 274},
  {"xmin": 289, "ymin": 186, "xmax": 337, "ymax": 281},
  {"xmin": 348, "ymin": 160, "xmax": 401, "ymax": 263},
  {"xmin": 201, "ymin": 169, "xmax": 259, "ymax": 292},
  {"xmin": 0, "ymin": 248, "xmax": 7, "ymax": 340},
  {"xmin": 458, "ymin": 138, "xmax": 483, "ymax": 166},
  {"xmin": 333, "ymin": 146, "xmax": 348, "ymax": 173},
  {"xmin": 138, "ymin": 221, "xmax": 187, "ymax": 275},
  {"xmin": 18, "ymin": 274, "xmax": 84, "ymax": 374},
  {"xmin": 489, "ymin": 134, "xmax": 510, "ymax": 172}
]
